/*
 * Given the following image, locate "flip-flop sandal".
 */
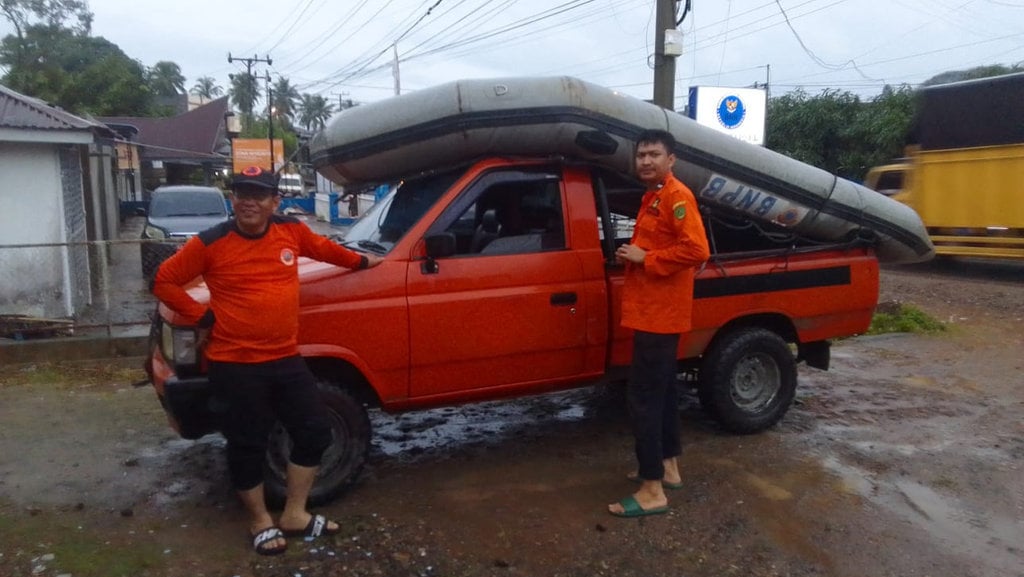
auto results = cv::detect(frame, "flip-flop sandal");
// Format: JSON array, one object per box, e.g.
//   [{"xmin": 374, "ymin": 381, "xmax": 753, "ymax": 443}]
[
  {"xmin": 251, "ymin": 526, "xmax": 287, "ymax": 556},
  {"xmin": 608, "ymin": 495, "xmax": 670, "ymax": 518},
  {"xmin": 282, "ymin": 514, "xmax": 340, "ymax": 540}
]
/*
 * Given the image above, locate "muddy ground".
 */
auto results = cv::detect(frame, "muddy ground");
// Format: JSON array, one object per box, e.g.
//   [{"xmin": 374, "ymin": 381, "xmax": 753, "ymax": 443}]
[{"xmin": 1, "ymin": 258, "xmax": 1022, "ymax": 577}]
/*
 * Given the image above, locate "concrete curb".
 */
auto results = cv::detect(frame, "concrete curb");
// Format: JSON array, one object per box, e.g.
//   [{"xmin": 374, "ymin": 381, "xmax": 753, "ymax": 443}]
[{"xmin": 0, "ymin": 334, "xmax": 149, "ymax": 364}]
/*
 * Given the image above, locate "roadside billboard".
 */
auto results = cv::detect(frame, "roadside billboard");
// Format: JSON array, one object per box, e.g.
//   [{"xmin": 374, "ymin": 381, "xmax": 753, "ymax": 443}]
[
  {"xmin": 687, "ymin": 86, "xmax": 767, "ymax": 146},
  {"xmin": 232, "ymin": 138, "xmax": 284, "ymax": 172}
]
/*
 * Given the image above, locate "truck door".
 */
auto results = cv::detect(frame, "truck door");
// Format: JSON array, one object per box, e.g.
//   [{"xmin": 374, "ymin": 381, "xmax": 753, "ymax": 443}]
[{"xmin": 406, "ymin": 168, "xmax": 589, "ymax": 399}]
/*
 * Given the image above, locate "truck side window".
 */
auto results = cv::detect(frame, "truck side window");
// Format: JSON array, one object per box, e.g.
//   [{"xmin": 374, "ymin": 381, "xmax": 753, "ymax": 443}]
[{"xmin": 445, "ymin": 179, "xmax": 566, "ymax": 256}]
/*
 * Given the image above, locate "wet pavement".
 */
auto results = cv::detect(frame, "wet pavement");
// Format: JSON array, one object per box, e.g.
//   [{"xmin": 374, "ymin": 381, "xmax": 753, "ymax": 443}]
[{"xmin": 1, "ymin": 253, "xmax": 1022, "ymax": 577}]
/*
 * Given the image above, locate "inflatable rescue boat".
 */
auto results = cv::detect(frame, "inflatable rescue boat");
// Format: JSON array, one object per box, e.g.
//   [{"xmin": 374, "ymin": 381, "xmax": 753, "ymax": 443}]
[{"xmin": 310, "ymin": 76, "xmax": 934, "ymax": 264}]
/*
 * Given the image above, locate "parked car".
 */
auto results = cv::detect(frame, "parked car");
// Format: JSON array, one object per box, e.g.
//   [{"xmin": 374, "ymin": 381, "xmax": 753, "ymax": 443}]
[
  {"xmin": 278, "ymin": 173, "xmax": 305, "ymax": 197},
  {"xmin": 140, "ymin": 185, "xmax": 231, "ymax": 279}
]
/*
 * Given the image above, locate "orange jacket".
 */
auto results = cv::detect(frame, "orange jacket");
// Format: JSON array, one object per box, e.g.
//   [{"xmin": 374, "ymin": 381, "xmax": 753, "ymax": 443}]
[
  {"xmin": 620, "ymin": 174, "xmax": 711, "ymax": 334},
  {"xmin": 152, "ymin": 216, "xmax": 365, "ymax": 363}
]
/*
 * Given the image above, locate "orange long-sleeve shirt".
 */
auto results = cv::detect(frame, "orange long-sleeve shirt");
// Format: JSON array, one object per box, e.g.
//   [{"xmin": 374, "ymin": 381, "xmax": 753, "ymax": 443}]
[
  {"xmin": 151, "ymin": 216, "xmax": 365, "ymax": 363},
  {"xmin": 620, "ymin": 174, "xmax": 711, "ymax": 334}
]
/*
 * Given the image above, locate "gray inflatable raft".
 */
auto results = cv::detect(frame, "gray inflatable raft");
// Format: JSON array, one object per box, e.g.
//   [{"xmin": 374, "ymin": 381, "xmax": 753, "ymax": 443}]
[{"xmin": 310, "ymin": 76, "xmax": 933, "ymax": 264}]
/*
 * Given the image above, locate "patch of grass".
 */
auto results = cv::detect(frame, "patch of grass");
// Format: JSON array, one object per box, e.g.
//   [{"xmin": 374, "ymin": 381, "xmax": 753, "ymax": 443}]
[
  {"xmin": 0, "ymin": 359, "xmax": 145, "ymax": 389},
  {"xmin": 867, "ymin": 303, "xmax": 946, "ymax": 335},
  {"xmin": 0, "ymin": 508, "xmax": 165, "ymax": 577}
]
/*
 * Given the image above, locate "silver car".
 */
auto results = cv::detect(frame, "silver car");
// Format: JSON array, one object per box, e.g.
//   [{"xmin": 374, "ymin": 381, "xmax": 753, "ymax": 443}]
[{"xmin": 140, "ymin": 185, "xmax": 231, "ymax": 279}]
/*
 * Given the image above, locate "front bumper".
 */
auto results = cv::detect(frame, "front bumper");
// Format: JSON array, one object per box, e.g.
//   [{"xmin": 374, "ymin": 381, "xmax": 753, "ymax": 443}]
[{"xmin": 148, "ymin": 344, "xmax": 221, "ymax": 440}]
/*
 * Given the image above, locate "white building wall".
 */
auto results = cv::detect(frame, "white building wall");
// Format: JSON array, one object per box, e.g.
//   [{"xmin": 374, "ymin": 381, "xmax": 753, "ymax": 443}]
[{"xmin": 0, "ymin": 142, "xmax": 70, "ymax": 317}]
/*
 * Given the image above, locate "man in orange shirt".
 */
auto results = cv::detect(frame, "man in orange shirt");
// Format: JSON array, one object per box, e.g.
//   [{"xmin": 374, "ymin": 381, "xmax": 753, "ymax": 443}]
[
  {"xmin": 152, "ymin": 166, "xmax": 382, "ymax": 554},
  {"xmin": 609, "ymin": 129, "xmax": 710, "ymax": 517}
]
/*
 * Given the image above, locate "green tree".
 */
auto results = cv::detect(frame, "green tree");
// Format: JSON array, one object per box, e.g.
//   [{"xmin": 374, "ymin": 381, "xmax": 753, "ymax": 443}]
[
  {"xmin": 146, "ymin": 60, "xmax": 185, "ymax": 96},
  {"xmin": 297, "ymin": 93, "xmax": 335, "ymax": 131},
  {"xmin": 229, "ymin": 72, "xmax": 259, "ymax": 126},
  {"xmin": 190, "ymin": 76, "xmax": 223, "ymax": 99},
  {"xmin": 271, "ymin": 76, "xmax": 300, "ymax": 128},
  {"xmin": 1, "ymin": 0, "xmax": 92, "ymax": 80},
  {"xmin": 241, "ymin": 115, "xmax": 298, "ymax": 161},
  {"xmin": 766, "ymin": 88, "xmax": 863, "ymax": 178},
  {"xmin": 848, "ymin": 84, "xmax": 916, "ymax": 176},
  {"xmin": 0, "ymin": 24, "xmax": 150, "ymax": 115}
]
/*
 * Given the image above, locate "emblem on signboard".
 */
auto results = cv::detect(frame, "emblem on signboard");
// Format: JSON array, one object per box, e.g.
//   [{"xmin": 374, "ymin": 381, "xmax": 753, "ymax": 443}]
[{"xmin": 716, "ymin": 95, "xmax": 746, "ymax": 129}]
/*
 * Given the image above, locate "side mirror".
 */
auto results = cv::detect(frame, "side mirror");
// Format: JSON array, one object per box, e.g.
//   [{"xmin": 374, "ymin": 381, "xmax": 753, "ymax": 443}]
[
  {"xmin": 424, "ymin": 233, "xmax": 457, "ymax": 258},
  {"xmin": 134, "ymin": 206, "xmax": 147, "ymax": 216}
]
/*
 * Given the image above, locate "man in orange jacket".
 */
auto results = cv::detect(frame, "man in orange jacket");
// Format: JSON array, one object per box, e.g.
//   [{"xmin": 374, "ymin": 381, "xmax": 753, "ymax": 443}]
[
  {"xmin": 609, "ymin": 129, "xmax": 711, "ymax": 518},
  {"xmin": 152, "ymin": 166, "xmax": 382, "ymax": 554}
]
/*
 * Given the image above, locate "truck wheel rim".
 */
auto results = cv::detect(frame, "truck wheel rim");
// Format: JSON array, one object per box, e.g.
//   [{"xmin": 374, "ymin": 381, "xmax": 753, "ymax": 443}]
[{"xmin": 730, "ymin": 352, "xmax": 781, "ymax": 412}]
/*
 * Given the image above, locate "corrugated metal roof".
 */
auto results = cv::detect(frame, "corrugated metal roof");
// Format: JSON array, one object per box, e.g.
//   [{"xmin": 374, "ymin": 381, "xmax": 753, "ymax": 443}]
[{"xmin": 0, "ymin": 83, "xmax": 108, "ymax": 132}]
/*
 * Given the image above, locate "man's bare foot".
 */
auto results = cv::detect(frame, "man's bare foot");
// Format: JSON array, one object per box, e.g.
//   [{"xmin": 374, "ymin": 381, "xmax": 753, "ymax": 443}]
[{"xmin": 608, "ymin": 481, "xmax": 669, "ymax": 516}]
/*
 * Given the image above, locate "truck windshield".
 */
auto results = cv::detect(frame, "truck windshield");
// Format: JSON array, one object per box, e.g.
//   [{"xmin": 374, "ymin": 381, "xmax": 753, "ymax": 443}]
[{"xmin": 341, "ymin": 169, "xmax": 463, "ymax": 253}]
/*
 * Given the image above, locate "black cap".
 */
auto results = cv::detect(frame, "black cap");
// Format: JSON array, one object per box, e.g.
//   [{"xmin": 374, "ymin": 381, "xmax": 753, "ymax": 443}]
[{"xmin": 230, "ymin": 165, "xmax": 278, "ymax": 191}]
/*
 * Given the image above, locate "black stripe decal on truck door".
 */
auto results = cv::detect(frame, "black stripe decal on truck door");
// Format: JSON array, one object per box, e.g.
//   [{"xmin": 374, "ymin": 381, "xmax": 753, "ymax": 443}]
[{"xmin": 694, "ymin": 265, "xmax": 851, "ymax": 299}]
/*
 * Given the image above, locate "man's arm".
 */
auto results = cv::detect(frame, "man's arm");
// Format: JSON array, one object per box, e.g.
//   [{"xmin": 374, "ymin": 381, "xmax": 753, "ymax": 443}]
[
  {"xmin": 299, "ymin": 226, "xmax": 383, "ymax": 269},
  {"xmin": 151, "ymin": 236, "xmax": 214, "ymax": 325},
  {"xmin": 640, "ymin": 189, "xmax": 711, "ymax": 277}
]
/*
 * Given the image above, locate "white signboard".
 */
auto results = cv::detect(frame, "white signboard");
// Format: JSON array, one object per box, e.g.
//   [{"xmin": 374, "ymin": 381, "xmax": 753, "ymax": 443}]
[{"xmin": 688, "ymin": 86, "xmax": 767, "ymax": 146}]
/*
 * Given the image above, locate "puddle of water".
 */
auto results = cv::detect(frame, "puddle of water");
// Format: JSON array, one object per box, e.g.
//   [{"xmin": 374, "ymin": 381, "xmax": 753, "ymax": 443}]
[
  {"xmin": 821, "ymin": 455, "xmax": 1024, "ymax": 575},
  {"xmin": 371, "ymin": 389, "xmax": 600, "ymax": 458}
]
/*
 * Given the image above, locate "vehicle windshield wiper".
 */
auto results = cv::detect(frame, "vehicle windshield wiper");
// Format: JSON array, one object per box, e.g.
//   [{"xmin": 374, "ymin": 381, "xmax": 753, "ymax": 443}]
[{"xmin": 355, "ymin": 240, "xmax": 388, "ymax": 253}]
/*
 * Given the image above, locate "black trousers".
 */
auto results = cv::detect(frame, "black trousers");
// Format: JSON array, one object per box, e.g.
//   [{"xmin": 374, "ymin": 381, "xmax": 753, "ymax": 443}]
[
  {"xmin": 628, "ymin": 330, "xmax": 682, "ymax": 481},
  {"xmin": 208, "ymin": 355, "xmax": 333, "ymax": 491}
]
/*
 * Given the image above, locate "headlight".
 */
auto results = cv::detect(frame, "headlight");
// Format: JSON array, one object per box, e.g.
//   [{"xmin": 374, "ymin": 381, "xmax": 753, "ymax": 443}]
[
  {"xmin": 160, "ymin": 322, "xmax": 199, "ymax": 366},
  {"xmin": 143, "ymin": 224, "xmax": 168, "ymax": 240}
]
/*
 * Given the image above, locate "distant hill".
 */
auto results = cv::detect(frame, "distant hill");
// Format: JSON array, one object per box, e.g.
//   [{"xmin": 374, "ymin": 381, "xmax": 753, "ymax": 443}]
[{"xmin": 922, "ymin": 64, "xmax": 1024, "ymax": 86}]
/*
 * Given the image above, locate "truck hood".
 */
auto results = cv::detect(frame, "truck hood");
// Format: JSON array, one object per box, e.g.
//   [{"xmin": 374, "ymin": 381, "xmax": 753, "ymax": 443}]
[{"xmin": 159, "ymin": 257, "xmax": 362, "ymax": 326}]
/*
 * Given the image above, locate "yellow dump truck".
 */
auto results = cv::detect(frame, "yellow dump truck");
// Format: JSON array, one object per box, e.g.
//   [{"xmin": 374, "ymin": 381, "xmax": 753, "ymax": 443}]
[{"xmin": 877, "ymin": 72, "xmax": 1024, "ymax": 259}]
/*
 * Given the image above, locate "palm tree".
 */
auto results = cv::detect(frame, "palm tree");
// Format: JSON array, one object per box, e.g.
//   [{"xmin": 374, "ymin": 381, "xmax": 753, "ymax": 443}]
[
  {"xmin": 229, "ymin": 72, "xmax": 259, "ymax": 119},
  {"xmin": 190, "ymin": 76, "xmax": 223, "ymax": 100},
  {"xmin": 272, "ymin": 76, "xmax": 300, "ymax": 128},
  {"xmin": 147, "ymin": 60, "xmax": 186, "ymax": 96},
  {"xmin": 297, "ymin": 93, "xmax": 335, "ymax": 131}
]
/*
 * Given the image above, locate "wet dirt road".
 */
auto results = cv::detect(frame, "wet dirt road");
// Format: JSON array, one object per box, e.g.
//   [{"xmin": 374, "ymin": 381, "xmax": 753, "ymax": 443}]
[{"xmin": 1, "ymin": 259, "xmax": 1022, "ymax": 577}]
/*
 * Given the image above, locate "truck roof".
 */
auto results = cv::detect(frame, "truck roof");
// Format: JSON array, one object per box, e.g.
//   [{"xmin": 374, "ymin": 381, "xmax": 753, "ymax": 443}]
[{"xmin": 913, "ymin": 71, "xmax": 1024, "ymax": 150}]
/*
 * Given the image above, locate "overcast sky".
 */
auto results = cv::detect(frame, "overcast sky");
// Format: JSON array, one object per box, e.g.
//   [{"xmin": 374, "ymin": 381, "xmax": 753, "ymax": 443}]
[{"xmin": 4, "ymin": 0, "xmax": 1023, "ymax": 109}]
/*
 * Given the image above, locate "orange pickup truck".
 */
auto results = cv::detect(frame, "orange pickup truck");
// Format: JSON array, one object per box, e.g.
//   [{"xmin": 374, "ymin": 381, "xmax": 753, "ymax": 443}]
[{"xmin": 146, "ymin": 157, "xmax": 879, "ymax": 504}]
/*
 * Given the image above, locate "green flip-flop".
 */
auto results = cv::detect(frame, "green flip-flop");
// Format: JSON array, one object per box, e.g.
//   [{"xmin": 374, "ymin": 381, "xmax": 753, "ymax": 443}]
[{"xmin": 609, "ymin": 495, "xmax": 669, "ymax": 518}]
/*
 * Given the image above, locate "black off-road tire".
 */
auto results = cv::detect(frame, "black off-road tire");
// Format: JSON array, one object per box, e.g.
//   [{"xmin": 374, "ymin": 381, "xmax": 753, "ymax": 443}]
[
  {"xmin": 263, "ymin": 380, "xmax": 371, "ymax": 507},
  {"xmin": 699, "ymin": 327, "xmax": 797, "ymax": 434}
]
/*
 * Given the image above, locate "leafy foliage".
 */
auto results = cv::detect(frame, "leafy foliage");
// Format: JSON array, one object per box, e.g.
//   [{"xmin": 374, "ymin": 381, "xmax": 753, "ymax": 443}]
[
  {"xmin": 0, "ymin": 0, "xmax": 92, "ymax": 37},
  {"xmin": 0, "ymin": 24, "xmax": 151, "ymax": 115},
  {"xmin": 146, "ymin": 60, "xmax": 185, "ymax": 96},
  {"xmin": 190, "ymin": 76, "xmax": 223, "ymax": 99},
  {"xmin": 867, "ymin": 303, "xmax": 945, "ymax": 334},
  {"xmin": 297, "ymin": 93, "xmax": 335, "ymax": 131},
  {"xmin": 229, "ymin": 72, "xmax": 260, "ymax": 119},
  {"xmin": 271, "ymin": 76, "xmax": 300, "ymax": 127}
]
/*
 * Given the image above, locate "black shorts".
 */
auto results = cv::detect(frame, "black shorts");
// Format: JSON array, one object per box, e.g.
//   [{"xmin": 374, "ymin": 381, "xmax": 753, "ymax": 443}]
[{"xmin": 207, "ymin": 355, "xmax": 333, "ymax": 490}]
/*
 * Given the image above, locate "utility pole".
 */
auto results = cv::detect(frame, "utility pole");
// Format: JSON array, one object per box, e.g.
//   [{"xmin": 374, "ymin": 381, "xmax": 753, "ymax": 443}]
[
  {"xmin": 332, "ymin": 91, "xmax": 351, "ymax": 110},
  {"xmin": 228, "ymin": 52, "xmax": 272, "ymax": 171},
  {"xmin": 392, "ymin": 43, "xmax": 401, "ymax": 96},
  {"xmin": 227, "ymin": 52, "xmax": 272, "ymax": 125},
  {"xmin": 265, "ymin": 72, "xmax": 276, "ymax": 173},
  {"xmin": 652, "ymin": 0, "xmax": 680, "ymax": 110}
]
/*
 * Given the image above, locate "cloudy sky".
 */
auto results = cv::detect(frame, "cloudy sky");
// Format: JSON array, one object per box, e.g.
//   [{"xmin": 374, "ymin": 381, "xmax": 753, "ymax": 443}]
[{"xmin": 4, "ymin": 0, "xmax": 1023, "ymax": 108}]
